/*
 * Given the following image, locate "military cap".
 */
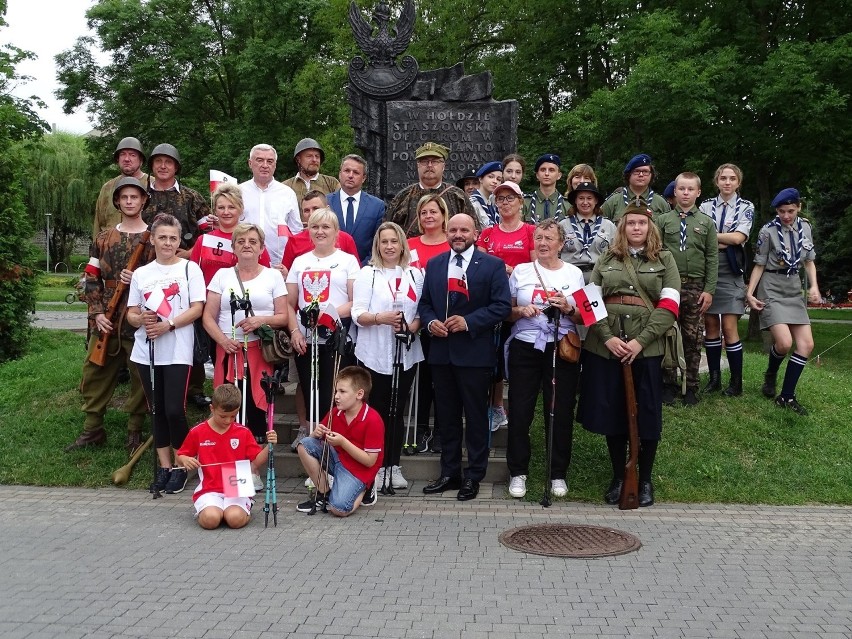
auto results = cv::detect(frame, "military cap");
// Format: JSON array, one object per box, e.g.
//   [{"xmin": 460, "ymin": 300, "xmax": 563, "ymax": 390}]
[
  {"xmin": 455, "ymin": 168, "xmax": 478, "ymax": 189},
  {"xmin": 415, "ymin": 142, "xmax": 450, "ymax": 160},
  {"xmin": 475, "ymin": 161, "xmax": 503, "ymax": 178},
  {"xmin": 663, "ymin": 180, "xmax": 677, "ymax": 199},
  {"xmin": 567, "ymin": 181, "xmax": 604, "ymax": 207},
  {"xmin": 771, "ymin": 188, "xmax": 801, "ymax": 208},
  {"xmin": 624, "ymin": 154, "xmax": 653, "ymax": 174},
  {"xmin": 534, "ymin": 154, "xmax": 561, "ymax": 171},
  {"xmin": 621, "ymin": 201, "xmax": 654, "ymax": 219}
]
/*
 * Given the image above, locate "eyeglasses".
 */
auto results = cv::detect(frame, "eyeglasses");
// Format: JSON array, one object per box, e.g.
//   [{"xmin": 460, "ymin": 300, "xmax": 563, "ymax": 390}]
[
  {"xmin": 417, "ymin": 158, "xmax": 445, "ymax": 166},
  {"xmin": 631, "ymin": 169, "xmax": 652, "ymax": 176},
  {"xmin": 495, "ymin": 195, "xmax": 519, "ymax": 203}
]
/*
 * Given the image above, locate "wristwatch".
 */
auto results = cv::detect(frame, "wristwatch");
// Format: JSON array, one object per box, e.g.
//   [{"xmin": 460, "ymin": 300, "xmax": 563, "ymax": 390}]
[{"xmin": 168, "ymin": 319, "xmax": 175, "ymax": 331}]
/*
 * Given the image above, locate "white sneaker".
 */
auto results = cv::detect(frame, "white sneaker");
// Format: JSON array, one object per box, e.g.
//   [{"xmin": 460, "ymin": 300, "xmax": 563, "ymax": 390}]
[
  {"xmin": 391, "ymin": 465, "xmax": 408, "ymax": 489},
  {"xmin": 551, "ymin": 479, "xmax": 568, "ymax": 497},
  {"xmin": 291, "ymin": 425, "xmax": 310, "ymax": 452},
  {"xmin": 508, "ymin": 475, "xmax": 527, "ymax": 498},
  {"xmin": 374, "ymin": 467, "xmax": 386, "ymax": 488},
  {"xmin": 252, "ymin": 473, "xmax": 264, "ymax": 492},
  {"xmin": 305, "ymin": 475, "xmax": 334, "ymax": 489},
  {"xmin": 490, "ymin": 405, "xmax": 508, "ymax": 431}
]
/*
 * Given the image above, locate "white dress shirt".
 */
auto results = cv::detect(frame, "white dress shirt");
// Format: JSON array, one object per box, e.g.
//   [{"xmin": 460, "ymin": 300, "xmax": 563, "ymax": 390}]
[{"xmin": 239, "ymin": 179, "xmax": 299, "ymax": 266}]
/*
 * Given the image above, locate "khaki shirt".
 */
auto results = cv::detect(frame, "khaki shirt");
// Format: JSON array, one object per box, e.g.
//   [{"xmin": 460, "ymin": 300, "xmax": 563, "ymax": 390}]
[
  {"xmin": 602, "ymin": 187, "xmax": 670, "ymax": 222},
  {"xmin": 282, "ymin": 173, "xmax": 340, "ymax": 203},
  {"xmin": 656, "ymin": 207, "xmax": 719, "ymax": 294}
]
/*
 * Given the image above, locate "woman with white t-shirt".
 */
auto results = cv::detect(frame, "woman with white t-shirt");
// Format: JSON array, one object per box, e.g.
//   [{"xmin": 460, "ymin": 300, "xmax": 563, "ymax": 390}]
[
  {"xmin": 127, "ymin": 213, "xmax": 206, "ymax": 495},
  {"xmin": 286, "ymin": 208, "xmax": 360, "ymax": 429},
  {"xmin": 504, "ymin": 220, "xmax": 585, "ymax": 500},
  {"xmin": 352, "ymin": 222, "xmax": 424, "ymax": 490},
  {"xmin": 202, "ymin": 223, "xmax": 295, "ymax": 442}
]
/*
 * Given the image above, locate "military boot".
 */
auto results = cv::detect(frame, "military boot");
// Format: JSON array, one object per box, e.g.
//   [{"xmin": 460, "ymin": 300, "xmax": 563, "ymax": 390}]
[
  {"xmin": 702, "ymin": 370, "xmax": 722, "ymax": 393},
  {"xmin": 761, "ymin": 370, "xmax": 777, "ymax": 398}
]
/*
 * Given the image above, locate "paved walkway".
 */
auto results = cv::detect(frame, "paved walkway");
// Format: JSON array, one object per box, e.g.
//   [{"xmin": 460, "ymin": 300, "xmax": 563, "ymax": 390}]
[{"xmin": 2, "ymin": 484, "xmax": 850, "ymax": 638}]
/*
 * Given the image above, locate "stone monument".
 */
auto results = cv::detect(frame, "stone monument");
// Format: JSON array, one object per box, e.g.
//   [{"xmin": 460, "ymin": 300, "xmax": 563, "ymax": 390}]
[{"xmin": 347, "ymin": 0, "xmax": 518, "ymax": 200}]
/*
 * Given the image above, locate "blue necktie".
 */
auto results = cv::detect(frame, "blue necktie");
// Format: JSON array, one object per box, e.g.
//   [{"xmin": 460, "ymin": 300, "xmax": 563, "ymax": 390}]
[
  {"xmin": 544, "ymin": 199, "xmax": 551, "ymax": 220},
  {"xmin": 345, "ymin": 196, "xmax": 354, "ymax": 233},
  {"xmin": 718, "ymin": 203, "xmax": 728, "ymax": 232},
  {"xmin": 583, "ymin": 221, "xmax": 592, "ymax": 245}
]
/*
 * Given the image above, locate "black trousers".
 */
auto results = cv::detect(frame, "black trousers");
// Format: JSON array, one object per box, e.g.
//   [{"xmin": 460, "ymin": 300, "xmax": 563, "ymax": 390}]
[
  {"xmin": 136, "ymin": 363, "xmax": 190, "ymax": 449},
  {"xmin": 506, "ymin": 339, "xmax": 580, "ymax": 479},
  {"xmin": 416, "ymin": 333, "xmax": 437, "ymax": 439},
  {"xmin": 363, "ymin": 365, "xmax": 416, "ymax": 467},
  {"xmin": 431, "ymin": 364, "xmax": 492, "ymax": 481}
]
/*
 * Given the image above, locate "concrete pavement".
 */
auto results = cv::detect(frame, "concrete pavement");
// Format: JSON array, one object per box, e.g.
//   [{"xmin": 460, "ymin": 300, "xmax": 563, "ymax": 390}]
[{"xmin": 1, "ymin": 484, "xmax": 850, "ymax": 638}]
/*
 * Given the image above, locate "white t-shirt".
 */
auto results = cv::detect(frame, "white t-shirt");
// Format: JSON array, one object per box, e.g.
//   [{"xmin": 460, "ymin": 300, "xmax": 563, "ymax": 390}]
[
  {"xmin": 208, "ymin": 267, "xmax": 287, "ymax": 342},
  {"xmin": 509, "ymin": 260, "xmax": 585, "ymax": 344},
  {"xmin": 286, "ymin": 249, "xmax": 360, "ymax": 342},
  {"xmin": 128, "ymin": 259, "xmax": 206, "ymax": 365}
]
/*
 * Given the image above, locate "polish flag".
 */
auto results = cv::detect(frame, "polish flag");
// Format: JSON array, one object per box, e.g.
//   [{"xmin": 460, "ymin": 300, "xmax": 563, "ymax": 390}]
[
  {"xmin": 143, "ymin": 283, "xmax": 178, "ymax": 319},
  {"xmin": 409, "ymin": 249, "xmax": 421, "ymax": 270},
  {"xmin": 277, "ymin": 224, "xmax": 293, "ymax": 239},
  {"xmin": 570, "ymin": 284, "xmax": 607, "ymax": 325},
  {"xmin": 210, "ymin": 170, "xmax": 238, "ymax": 194},
  {"xmin": 447, "ymin": 264, "xmax": 469, "ymax": 299},
  {"xmin": 396, "ymin": 268, "xmax": 418, "ymax": 302},
  {"xmin": 221, "ymin": 459, "xmax": 255, "ymax": 498},
  {"xmin": 317, "ymin": 302, "xmax": 340, "ymax": 332}
]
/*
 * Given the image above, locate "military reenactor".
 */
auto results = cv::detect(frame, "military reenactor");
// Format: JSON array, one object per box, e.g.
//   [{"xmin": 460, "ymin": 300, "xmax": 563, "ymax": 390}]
[
  {"xmin": 92, "ymin": 137, "xmax": 148, "ymax": 237},
  {"xmin": 524, "ymin": 154, "xmax": 564, "ymax": 223},
  {"xmin": 67, "ymin": 177, "xmax": 154, "ymax": 454},
  {"xmin": 746, "ymin": 188, "xmax": 820, "ymax": 415},
  {"xmin": 656, "ymin": 172, "xmax": 718, "ymax": 405},
  {"xmin": 282, "ymin": 138, "xmax": 340, "ymax": 203},
  {"xmin": 558, "ymin": 182, "xmax": 616, "ymax": 285},
  {"xmin": 386, "ymin": 141, "xmax": 476, "ymax": 237},
  {"xmin": 601, "ymin": 154, "xmax": 671, "ymax": 222}
]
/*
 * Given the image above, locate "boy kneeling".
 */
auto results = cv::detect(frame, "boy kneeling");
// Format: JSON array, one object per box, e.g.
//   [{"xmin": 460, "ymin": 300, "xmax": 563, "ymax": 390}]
[
  {"xmin": 296, "ymin": 366, "xmax": 384, "ymax": 517},
  {"xmin": 176, "ymin": 384, "xmax": 277, "ymax": 529}
]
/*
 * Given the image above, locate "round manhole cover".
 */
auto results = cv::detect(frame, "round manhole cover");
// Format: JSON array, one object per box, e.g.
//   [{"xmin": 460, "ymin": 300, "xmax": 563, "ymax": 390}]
[{"xmin": 499, "ymin": 523, "xmax": 641, "ymax": 558}]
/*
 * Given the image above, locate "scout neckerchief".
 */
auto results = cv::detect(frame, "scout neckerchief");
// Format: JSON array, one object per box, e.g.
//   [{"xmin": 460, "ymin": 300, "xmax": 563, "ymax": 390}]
[
  {"xmin": 568, "ymin": 214, "xmax": 602, "ymax": 260},
  {"xmin": 526, "ymin": 190, "xmax": 564, "ymax": 223},
  {"xmin": 678, "ymin": 210, "xmax": 694, "ymax": 252},
  {"xmin": 772, "ymin": 215, "xmax": 804, "ymax": 276},
  {"xmin": 622, "ymin": 187, "xmax": 655, "ymax": 207},
  {"xmin": 709, "ymin": 195, "xmax": 741, "ymax": 233},
  {"xmin": 471, "ymin": 190, "xmax": 499, "ymax": 226}
]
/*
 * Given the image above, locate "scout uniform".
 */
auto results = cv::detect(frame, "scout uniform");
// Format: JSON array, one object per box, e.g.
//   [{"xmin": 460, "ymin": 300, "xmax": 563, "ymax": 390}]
[
  {"xmin": 558, "ymin": 215, "xmax": 616, "ymax": 284},
  {"xmin": 524, "ymin": 154, "xmax": 565, "ymax": 223},
  {"xmin": 601, "ymin": 154, "xmax": 671, "ymax": 222},
  {"xmin": 656, "ymin": 205, "xmax": 718, "ymax": 396},
  {"xmin": 699, "ymin": 195, "xmax": 754, "ymax": 315}
]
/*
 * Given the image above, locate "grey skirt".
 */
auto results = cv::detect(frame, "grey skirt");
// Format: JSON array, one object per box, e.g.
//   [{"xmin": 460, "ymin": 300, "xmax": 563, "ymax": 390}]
[
  {"xmin": 708, "ymin": 258, "xmax": 747, "ymax": 315},
  {"xmin": 756, "ymin": 271, "xmax": 810, "ymax": 329}
]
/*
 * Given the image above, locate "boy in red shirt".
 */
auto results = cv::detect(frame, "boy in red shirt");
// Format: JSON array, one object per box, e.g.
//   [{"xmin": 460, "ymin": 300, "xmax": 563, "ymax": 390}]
[
  {"xmin": 176, "ymin": 384, "xmax": 277, "ymax": 529},
  {"xmin": 295, "ymin": 366, "xmax": 384, "ymax": 516}
]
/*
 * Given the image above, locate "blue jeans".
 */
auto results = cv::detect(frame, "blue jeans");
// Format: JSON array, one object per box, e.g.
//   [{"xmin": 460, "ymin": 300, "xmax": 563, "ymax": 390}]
[{"xmin": 299, "ymin": 437, "xmax": 367, "ymax": 514}]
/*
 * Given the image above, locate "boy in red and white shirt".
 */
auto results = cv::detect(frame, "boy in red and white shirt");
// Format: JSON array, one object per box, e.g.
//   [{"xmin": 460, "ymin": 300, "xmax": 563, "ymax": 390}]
[
  {"xmin": 295, "ymin": 366, "xmax": 384, "ymax": 516},
  {"xmin": 176, "ymin": 384, "xmax": 276, "ymax": 529}
]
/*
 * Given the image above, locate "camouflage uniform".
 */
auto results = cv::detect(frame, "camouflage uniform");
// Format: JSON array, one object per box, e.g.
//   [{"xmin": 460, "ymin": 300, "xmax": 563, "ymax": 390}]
[
  {"xmin": 386, "ymin": 182, "xmax": 477, "ymax": 237},
  {"xmin": 141, "ymin": 182, "xmax": 210, "ymax": 251},
  {"xmin": 656, "ymin": 207, "xmax": 719, "ymax": 392},
  {"xmin": 92, "ymin": 173, "xmax": 148, "ymax": 238},
  {"xmin": 601, "ymin": 187, "xmax": 670, "ymax": 222},
  {"xmin": 282, "ymin": 173, "xmax": 340, "ymax": 203},
  {"xmin": 79, "ymin": 228, "xmax": 155, "ymax": 438}
]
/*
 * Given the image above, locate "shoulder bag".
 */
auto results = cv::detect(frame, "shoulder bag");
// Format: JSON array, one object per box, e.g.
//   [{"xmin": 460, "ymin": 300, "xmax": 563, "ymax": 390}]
[{"xmin": 532, "ymin": 261, "xmax": 581, "ymax": 363}]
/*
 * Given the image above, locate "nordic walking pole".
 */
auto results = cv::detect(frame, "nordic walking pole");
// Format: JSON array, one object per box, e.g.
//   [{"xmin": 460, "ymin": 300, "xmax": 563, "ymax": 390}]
[
  {"xmin": 540, "ymin": 309, "xmax": 559, "ymax": 508},
  {"xmin": 240, "ymin": 290, "xmax": 252, "ymax": 427},
  {"xmin": 381, "ymin": 337, "xmax": 403, "ymax": 495},
  {"xmin": 261, "ymin": 369, "xmax": 282, "ymax": 527},
  {"xmin": 403, "ymin": 364, "xmax": 419, "ymax": 456},
  {"xmin": 148, "ymin": 337, "xmax": 162, "ymax": 500}
]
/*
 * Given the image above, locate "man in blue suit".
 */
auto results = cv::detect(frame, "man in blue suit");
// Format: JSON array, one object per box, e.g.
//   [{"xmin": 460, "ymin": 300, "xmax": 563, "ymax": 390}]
[
  {"xmin": 327, "ymin": 154, "xmax": 385, "ymax": 265},
  {"xmin": 418, "ymin": 213, "xmax": 511, "ymax": 500}
]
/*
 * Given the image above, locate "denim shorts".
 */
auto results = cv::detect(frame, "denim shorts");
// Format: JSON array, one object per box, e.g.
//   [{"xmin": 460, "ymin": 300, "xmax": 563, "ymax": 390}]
[{"xmin": 299, "ymin": 436, "xmax": 367, "ymax": 514}]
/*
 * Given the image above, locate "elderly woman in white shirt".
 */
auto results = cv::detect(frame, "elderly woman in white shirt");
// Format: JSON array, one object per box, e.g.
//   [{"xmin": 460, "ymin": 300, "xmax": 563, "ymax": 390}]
[{"xmin": 352, "ymin": 222, "xmax": 424, "ymax": 490}]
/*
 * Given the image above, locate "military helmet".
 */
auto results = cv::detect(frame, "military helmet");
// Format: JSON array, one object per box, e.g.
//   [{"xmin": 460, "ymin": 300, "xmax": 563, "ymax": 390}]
[
  {"xmin": 293, "ymin": 138, "xmax": 325, "ymax": 164},
  {"xmin": 113, "ymin": 137, "xmax": 145, "ymax": 163},
  {"xmin": 111, "ymin": 176, "xmax": 148, "ymax": 209},
  {"xmin": 148, "ymin": 143, "xmax": 182, "ymax": 174}
]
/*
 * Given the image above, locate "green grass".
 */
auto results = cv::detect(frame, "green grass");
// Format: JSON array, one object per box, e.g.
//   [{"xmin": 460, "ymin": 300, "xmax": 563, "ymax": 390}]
[{"xmin": 808, "ymin": 308, "xmax": 852, "ymax": 321}]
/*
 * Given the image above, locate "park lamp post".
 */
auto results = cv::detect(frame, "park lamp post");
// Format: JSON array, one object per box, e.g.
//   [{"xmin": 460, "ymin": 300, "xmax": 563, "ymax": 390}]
[{"xmin": 45, "ymin": 211, "xmax": 51, "ymax": 273}]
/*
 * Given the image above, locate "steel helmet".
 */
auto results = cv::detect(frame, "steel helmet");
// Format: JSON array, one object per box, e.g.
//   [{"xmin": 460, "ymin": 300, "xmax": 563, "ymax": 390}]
[
  {"xmin": 113, "ymin": 137, "xmax": 145, "ymax": 163},
  {"xmin": 293, "ymin": 138, "xmax": 325, "ymax": 164},
  {"xmin": 111, "ymin": 176, "xmax": 148, "ymax": 209},
  {"xmin": 148, "ymin": 143, "xmax": 182, "ymax": 174}
]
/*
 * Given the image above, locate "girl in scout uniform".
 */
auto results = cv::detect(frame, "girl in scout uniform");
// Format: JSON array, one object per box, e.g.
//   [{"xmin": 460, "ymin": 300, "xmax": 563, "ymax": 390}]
[
  {"xmin": 746, "ymin": 188, "xmax": 820, "ymax": 415},
  {"xmin": 558, "ymin": 182, "xmax": 616, "ymax": 285}
]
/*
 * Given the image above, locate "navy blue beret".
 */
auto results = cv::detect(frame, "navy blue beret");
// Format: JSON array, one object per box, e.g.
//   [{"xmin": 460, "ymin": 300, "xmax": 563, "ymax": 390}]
[
  {"xmin": 534, "ymin": 154, "xmax": 561, "ymax": 171},
  {"xmin": 475, "ymin": 161, "xmax": 503, "ymax": 178},
  {"xmin": 771, "ymin": 188, "xmax": 801, "ymax": 208},
  {"xmin": 663, "ymin": 180, "xmax": 676, "ymax": 199},
  {"xmin": 624, "ymin": 154, "xmax": 653, "ymax": 173}
]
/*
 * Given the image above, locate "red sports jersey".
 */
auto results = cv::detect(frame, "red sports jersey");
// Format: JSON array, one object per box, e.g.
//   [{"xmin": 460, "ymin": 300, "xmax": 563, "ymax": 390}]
[{"xmin": 320, "ymin": 403, "xmax": 384, "ymax": 484}]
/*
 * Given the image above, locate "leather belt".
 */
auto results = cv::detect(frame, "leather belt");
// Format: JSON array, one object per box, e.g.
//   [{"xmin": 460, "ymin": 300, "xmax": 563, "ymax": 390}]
[
  {"xmin": 764, "ymin": 269, "xmax": 798, "ymax": 275},
  {"xmin": 681, "ymin": 276, "xmax": 704, "ymax": 284},
  {"xmin": 103, "ymin": 279, "xmax": 119, "ymax": 288},
  {"xmin": 604, "ymin": 295, "xmax": 646, "ymax": 307}
]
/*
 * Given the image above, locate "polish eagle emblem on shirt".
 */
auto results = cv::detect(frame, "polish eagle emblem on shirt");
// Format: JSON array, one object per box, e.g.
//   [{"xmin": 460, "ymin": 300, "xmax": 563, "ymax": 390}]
[{"xmin": 302, "ymin": 271, "xmax": 331, "ymax": 303}]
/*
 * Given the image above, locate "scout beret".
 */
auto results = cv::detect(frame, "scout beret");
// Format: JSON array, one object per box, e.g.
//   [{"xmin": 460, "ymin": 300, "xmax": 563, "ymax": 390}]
[
  {"xmin": 534, "ymin": 154, "xmax": 561, "ymax": 171},
  {"xmin": 455, "ymin": 168, "xmax": 478, "ymax": 189},
  {"xmin": 567, "ymin": 181, "xmax": 604, "ymax": 207},
  {"xmin": 475, "ymin": 161, "xmax": 503, "ymax": 178},
  {"xmin": 663, "ymin": 180, "xmax": 676, "ymax": 199},
  {"xmin": 415, "ymin": 142, "xmax": 450, "ymax": 160},
  {"xmin": 624, "ymin": 154, "xmax": 653, "ymax": 174},
  {"xmin": 771, "ymin": 188, "xmax": 801, "ymax": 208}
]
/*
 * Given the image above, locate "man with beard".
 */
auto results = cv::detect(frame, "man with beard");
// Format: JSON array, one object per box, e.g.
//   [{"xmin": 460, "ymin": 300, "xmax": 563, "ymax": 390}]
[
  {"xmin": 92, "ymin": 137, "xmax": 148, "ymax": 237},
  {"xmin": 282, "ymin": 138, "xmax": 340, "ymax": 204},
  {"xmin": 386, "ymin": 142, "xmax": 477, "ymax": 237}
]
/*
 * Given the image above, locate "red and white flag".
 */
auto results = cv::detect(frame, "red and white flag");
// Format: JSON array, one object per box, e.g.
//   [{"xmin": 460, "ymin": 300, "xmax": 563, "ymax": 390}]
[
  {"xmin": 570, "ymin": 284, "xmax": 607, "ymax": 325},
  {"xmin": 143, "ymin": 282, "xmax": 179, "ymax": 319},
  {"xmin": 220, "ymin": 459, "xmax": 255, "ymax": 498},
  {"xmin": 447, "ymin": 264, "xmax": 469, "ymax": 299},
  {"xmin": 409, "ymin": 248, "xmax": 421, "ymax": 270},
  {"xmin": 210, "ymin": 170, "xmax": 238, "ymax": 194},
  {"xmin": 317, "ymin": 302, "xmax": 340, "ymax": 332},
  {"xmin": 277, "ymin": 224, "xmax": 293, "ymax": 239},
  {"xmin": 201, "ymin": 233, "xmax": 233, "ymax": 258}
]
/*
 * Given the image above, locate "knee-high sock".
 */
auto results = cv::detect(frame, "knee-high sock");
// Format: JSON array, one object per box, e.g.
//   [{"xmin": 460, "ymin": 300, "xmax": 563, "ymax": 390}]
[
  {"xmin": 606, "ymin": 435, "xmax": 627, "ymax": 480},
  {"xmin": 725, "ymin": 340, "xmax": 743, "ymax": 378},
  {"xmin": 767, "ymin": 345, "xmax": 786, "ymax": 375},
  {"xmin": 639, "ymin": 439, "xmax": 658, "ymax": 483},
  {"xmin": 705, "ymin": 337, "xmax": 722, "ymax": 373},
  {"xmin": 780, "ymin": 352, "xmax": 808, "ymax": 399}
]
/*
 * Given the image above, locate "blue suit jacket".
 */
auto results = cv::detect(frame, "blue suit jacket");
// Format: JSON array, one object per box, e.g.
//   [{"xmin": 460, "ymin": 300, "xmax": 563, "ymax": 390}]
[
  {"xmin": 328, "ymin": 190, "xmax": 386, "ymax": 265},
  {"xmin": 418, "ymin": 250, "xmax": 511, "ymax": 368}
]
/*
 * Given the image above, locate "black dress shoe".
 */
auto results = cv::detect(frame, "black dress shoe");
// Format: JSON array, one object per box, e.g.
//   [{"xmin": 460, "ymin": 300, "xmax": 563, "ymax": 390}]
[
  {"xmin": 423, "ymin": 476, "xmax": 462, "ymax": 494},
  {"xmin": 639, "ymin": 481, "xmax": 654, "ymax": 507},
  {"xmin": 189, "ymin": 394, "xmax": 212, "ymax": 408},
  {"xmin": 604, "ymin": 478, "xmax": 623, "ymax": 505},
  {"xmin": 65, "ymin": 429, "xmax": 107, "ymax": 452},
  {"xmin": 457, "ymin": 479, "xmax": 479, "ymax": 501}
]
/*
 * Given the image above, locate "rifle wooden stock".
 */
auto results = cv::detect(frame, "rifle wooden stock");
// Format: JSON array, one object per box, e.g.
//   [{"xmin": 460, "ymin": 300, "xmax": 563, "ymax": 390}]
[
  {"xmin": 111, "ymin": 436, "xmax": 153, "ymax": 485},
  {"xmin": 619, "ymin": 361, "xmax": 640, "ymax": 510},
  {"xmin": 88, "ymin": 231, "xmax": 150, "ymax": 366}
]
